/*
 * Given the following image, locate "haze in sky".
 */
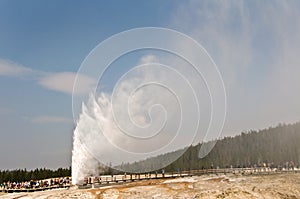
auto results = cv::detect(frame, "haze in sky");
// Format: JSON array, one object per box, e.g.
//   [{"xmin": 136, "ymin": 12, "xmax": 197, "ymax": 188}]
[{"xmin": 0, "ymin": 0, "xmax": 300, "ymax": 170}]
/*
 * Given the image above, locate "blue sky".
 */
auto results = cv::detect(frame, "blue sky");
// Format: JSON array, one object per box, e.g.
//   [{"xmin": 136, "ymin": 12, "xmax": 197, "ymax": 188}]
[
  {"xmin": 1, "ymin": 0, "xmax": 300, "ymax": 169},
  {"xmin": 0, "ymin": 0, "xmax": 175, "ymax": 169}
]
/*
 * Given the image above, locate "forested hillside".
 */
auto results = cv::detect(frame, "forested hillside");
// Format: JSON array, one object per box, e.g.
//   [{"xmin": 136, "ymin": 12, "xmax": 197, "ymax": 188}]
[
  {"xmin": 119, "ymin": 122, "xmax": 300, "ymax": 172},
  {"xmin": 0, "ymin": 168, "xmax": 71, "ymax": 184}
]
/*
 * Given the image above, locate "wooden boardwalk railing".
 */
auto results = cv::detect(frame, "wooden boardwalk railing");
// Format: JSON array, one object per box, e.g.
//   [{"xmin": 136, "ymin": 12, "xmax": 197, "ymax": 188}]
[
  {"xmin": 1, "ymin": 167, "xmax": 299, "ymax": 193},
  {"xmin": 1, "ymin": 184, "xmax": 71, "ymax": 193},
  {"xmin": 79, "ymin": 167, "xmax": 300, "ymax": 189}
]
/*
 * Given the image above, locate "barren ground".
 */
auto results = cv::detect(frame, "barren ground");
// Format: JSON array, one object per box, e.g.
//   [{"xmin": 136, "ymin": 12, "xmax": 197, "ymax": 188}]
[{"xmin": 1, "ymin": 173, "xmax": 300, "ymax": 199}]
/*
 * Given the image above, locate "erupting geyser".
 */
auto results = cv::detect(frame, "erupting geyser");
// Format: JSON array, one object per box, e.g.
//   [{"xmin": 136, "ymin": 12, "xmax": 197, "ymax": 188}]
[
  {"xmin": 71, "ymin": 28, "xmax": 226, "ymax": 185},
  {"xmin": 71, "ymin": 64, "xmax": 204, "ymax": 185}
]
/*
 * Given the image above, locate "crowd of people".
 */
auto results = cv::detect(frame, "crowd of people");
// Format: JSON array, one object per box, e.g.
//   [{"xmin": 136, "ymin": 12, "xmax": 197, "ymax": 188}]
[
  {"xmin": 0, "ymin": 177, "xmax": 71, "ymax": 190},
  {"xmin": 218, "ymin": 160, "xmax": 299, "ymax": 171},
  {"xmin": 1, "ymin": 161, "xmax": 299, "ymax": 190}
]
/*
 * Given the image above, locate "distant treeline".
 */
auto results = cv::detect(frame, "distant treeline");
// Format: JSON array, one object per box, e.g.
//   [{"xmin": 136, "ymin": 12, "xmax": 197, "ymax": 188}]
[
  {"xmin": 2, "ymin": 122, "xmax": 300, "ymax": 183},
  {"xmin": 118, "ymin": 122, "xmax": 300, "ymax": 172},
  {"xmin": 0, "ymin": 167, "xmax": 71, "ymax": 184}
]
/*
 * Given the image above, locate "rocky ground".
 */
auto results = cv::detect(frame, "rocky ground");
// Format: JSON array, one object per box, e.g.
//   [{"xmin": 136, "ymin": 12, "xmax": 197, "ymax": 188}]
[{"xmin": 1, "ymin": 172, "xmax": 300, "ymax": 198}]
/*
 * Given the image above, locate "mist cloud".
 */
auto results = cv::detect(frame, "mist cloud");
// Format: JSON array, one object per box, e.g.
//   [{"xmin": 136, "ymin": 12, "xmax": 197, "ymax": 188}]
[{"xmin": 171, "ymin": 0, "xmax": 300, "ymax": 134}]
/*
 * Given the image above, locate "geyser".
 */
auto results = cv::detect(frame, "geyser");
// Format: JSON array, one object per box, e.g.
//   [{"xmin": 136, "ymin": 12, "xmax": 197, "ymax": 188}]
[
  {"xmin": 71, "ymin": 28, "xmax": 227, "ymax": 185},
  {"xmin": 71, "ymin": 64, "xmax": 205, "ymax": 184}
]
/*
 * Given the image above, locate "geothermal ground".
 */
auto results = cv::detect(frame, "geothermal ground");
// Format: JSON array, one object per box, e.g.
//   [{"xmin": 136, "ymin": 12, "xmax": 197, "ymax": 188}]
[{"xmin": 1, "ymin": 173, "xmax": 300, "ymax": 199}]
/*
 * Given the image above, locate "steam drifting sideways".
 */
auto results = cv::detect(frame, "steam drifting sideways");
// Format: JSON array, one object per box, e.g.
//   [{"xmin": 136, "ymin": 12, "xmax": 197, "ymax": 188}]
[{"xmin": 71, "ymin": 28, "xmax": 226, "ymax": 185}]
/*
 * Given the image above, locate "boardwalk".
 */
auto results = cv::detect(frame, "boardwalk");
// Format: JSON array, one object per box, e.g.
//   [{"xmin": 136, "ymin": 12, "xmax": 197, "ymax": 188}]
[
  {"xmin": 1, "ymin": 167, "xmax": 299, "ymax": 193},
  {"xmin": 78, "ymin": 167, "xmax": 300, "ymax": 189},
  {"xmin": 1, "ymin": 184, "xmax": 71, "ymax": 193}
]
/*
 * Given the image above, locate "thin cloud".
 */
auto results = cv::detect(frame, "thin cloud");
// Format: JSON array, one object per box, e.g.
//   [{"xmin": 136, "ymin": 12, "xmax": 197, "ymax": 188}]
[
  {"xmin": 0, "ymin": 58, "xmax": 96, "ymax": 96},
  {"xmin": 30, "ymin": 116, "xmax": 73, "ymax": 124},
  {"xmin": 0, "ymin": 59, "xmax": 32, "ymax": 76},
  {"xmin": 139, "ymin": 54, "xmax": 159, "ymax": 65},
  {"xmin": 0, "ymin": 107, "xmax": 14, "ymax": 115},
  {"xmin": 38, "ymin": 72, "xmax": 96, "ymax": 96}
]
